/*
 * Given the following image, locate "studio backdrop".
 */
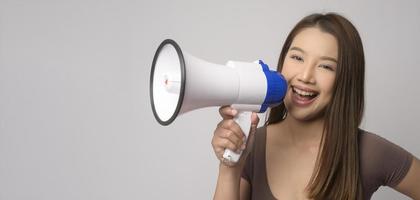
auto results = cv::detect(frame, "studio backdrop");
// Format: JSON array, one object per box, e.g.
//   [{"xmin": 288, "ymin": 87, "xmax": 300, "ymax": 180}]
[{"xmin": 0, "ymin": 0, "xmax": 419, "ymax": 199}]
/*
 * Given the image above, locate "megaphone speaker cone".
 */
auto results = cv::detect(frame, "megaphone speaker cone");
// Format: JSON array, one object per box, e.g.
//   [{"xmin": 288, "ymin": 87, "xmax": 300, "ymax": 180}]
[{"xmin": 150, "ymin": 39, "xmax": 186, "ymax": 125}]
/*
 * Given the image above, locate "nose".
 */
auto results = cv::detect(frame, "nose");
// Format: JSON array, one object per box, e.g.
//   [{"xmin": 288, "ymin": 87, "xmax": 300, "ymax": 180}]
[{"xmin": 297, "ymin": 62, "xmax": 316, "ymax": 84}]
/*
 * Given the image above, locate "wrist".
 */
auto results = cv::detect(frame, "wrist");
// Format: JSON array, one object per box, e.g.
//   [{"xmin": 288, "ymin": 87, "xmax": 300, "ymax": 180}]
[{"xmin": 218, "ymin": 162, "xmax": 243, "ymax": 178}]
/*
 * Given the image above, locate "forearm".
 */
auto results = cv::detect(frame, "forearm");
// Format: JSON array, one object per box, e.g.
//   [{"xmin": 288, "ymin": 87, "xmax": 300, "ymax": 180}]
[{"xmin": 213, "ymin": 163, "xmax": 242, "ymax": 200}]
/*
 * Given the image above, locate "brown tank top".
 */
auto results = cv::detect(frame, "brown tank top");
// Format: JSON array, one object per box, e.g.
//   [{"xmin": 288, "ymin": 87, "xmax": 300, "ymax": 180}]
[{"xmin": 241, "ymin": 126, "xmax": 413, "ymax": 200}]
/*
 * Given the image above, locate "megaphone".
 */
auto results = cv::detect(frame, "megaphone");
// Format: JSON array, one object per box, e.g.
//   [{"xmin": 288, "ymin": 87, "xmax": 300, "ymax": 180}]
[{"xmin": 150, "ymin": 39, "xmax": 287, "ymax": 163}]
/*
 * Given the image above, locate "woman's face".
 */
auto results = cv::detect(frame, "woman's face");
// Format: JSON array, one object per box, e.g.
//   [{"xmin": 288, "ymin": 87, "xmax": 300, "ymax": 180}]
[{"xmin": 281, "ymin": 27, "xmax": 338, "ymax": 121}]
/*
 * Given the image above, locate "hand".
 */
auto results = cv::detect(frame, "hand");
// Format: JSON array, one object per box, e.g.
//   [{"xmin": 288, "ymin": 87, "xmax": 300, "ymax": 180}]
[{"xmin": 211, "ymin": 106, "xmax": 260, "ymax": 168}]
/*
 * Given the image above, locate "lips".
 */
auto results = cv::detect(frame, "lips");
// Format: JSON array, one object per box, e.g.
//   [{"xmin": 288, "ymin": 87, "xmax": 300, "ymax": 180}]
[{"xmin": 291, "ymin": 85, "xmax": 319, "ymax": 106}]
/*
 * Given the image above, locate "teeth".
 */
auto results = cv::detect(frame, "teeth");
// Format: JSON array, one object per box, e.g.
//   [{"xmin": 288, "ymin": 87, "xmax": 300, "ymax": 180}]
[{"xmin": 293, "ymin": 87, "xmax": 317, "ymax": 96}]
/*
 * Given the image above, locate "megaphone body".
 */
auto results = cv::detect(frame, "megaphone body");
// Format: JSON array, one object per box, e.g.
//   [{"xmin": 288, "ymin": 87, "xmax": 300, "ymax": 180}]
[{"xmin": 150, "ymin": 39, "xmax": 287, "ymax": 163}]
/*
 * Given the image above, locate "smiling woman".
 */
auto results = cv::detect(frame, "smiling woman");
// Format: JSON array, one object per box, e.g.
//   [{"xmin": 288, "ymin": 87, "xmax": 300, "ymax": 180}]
[
  {"xmin": 211, "ymin": 13, "xmax": 420, "ymax": 200},
  {"xmin": 281, "ymin": 28, "xmax": 338, "ymax": 121}
]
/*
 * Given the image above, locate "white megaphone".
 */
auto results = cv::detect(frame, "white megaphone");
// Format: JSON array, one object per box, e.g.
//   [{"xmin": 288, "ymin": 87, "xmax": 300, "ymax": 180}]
[{"xmin": 150, "ymin": 39, "xmax": 287, "ymax": 163}]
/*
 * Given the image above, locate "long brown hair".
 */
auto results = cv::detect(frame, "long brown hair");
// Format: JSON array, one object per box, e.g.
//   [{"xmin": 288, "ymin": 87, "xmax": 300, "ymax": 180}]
[{"xmin": 266, "ymin": 13, "xmax": 365, "ymax": 199}]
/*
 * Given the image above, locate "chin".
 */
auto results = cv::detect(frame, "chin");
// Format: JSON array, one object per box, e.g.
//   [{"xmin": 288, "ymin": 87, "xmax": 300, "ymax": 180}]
[
  {"xmin": 288, "ymin": 111, "xmax": 317, "ymax": 122},
  {"xmin": 284, "ymin": 102, "xmax": 325, "ymax": 122}
]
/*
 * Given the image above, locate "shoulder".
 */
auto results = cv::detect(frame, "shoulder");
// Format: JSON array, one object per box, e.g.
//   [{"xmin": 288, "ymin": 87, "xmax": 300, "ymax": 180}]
[
  {"xmin": 359, "ymin": 129, "xmax": 413, "ymax": 188},
  {"xmin": 359, "ymin": 130, "xmax": 412, "ymax": 165},
  {"xmin": 359, "ymin": 130, "xmax": 401, "ymax": 148}
]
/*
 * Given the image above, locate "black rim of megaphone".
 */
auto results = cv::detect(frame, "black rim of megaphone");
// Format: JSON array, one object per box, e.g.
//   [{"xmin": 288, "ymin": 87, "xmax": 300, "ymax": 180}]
[{"xmin": 150, "ymin": 39, "xmax": 186, "ymax": 126}]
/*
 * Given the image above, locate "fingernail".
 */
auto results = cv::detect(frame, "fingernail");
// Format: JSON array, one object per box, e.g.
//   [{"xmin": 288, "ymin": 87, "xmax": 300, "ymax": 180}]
[{"xmin": 231, "ymin": 109, "xmax": 237, "ymax": 116}]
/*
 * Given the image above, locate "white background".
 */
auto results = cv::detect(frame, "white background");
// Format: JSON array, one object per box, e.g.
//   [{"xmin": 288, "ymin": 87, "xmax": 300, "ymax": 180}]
[{"xmin": 1, "ymin": 0, "xmax": 419, "ymax": 199}]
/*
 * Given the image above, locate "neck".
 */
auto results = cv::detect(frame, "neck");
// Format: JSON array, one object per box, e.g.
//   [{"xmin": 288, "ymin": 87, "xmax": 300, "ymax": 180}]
[{"xmin": 281, "ymin": 114, "xmax": 325, "ymax": 147}]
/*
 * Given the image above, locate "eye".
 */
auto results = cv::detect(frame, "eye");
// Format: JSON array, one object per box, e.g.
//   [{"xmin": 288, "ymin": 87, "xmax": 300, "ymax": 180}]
[
  {"xmin": 319, "ymin": 64, "xmax": 335, "ymax": 71},
  {"xmin": 290, "ymin": 55, "xmax": 304, "ymax": 62}
]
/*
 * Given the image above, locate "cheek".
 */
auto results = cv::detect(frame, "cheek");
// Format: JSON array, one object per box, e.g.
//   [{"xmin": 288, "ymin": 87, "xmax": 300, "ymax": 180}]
[
  {"xmin": 318, "ymin": 75, "xmax": 336, "ymax": 97},
  {"xmin": 280, "ymin": 63, "xmax": 298, "ymax": 82}
]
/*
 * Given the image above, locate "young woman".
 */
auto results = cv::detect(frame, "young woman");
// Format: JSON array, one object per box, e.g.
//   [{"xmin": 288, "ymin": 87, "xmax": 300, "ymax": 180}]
[{"xmin": 211, "ymin": 13, "xmax": 420, "ymax": 200}]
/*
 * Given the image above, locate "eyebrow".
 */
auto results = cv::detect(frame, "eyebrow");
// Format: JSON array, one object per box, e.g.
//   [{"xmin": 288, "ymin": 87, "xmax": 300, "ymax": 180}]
[
  {"xmin": 320, "ymin": 56, "xmax": 338, "ymax": 63},
  {"xmin": 289, "ymin": 46, "xmax": 306, "ymax": 54},
  {"xmin": 289, "ymin": 46, "xmax": 338, "ymax": 63}
]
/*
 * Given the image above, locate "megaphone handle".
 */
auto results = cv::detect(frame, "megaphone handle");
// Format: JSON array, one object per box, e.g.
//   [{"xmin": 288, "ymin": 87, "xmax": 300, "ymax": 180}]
[{"xmin": 222, "ymin": 111, "xmax": 252, "ymax": 163}]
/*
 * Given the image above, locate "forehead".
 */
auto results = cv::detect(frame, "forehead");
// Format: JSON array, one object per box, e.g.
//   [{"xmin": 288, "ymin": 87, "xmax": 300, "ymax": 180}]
[{"xmin": 290, "ymin": 27, "xmax": 338, "ymax": 59}]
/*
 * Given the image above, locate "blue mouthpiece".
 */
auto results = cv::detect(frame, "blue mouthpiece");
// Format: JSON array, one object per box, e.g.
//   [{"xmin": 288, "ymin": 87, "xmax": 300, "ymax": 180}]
[{"xmin": 259, "ymin": 60, "xmax": 288, "ymax": 113}]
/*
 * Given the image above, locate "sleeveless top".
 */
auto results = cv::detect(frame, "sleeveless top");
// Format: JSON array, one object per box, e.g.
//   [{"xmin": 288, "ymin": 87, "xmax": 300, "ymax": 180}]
[{"xmin": 241, "ymin": 126, "xmax": 413, "ymax": 200}]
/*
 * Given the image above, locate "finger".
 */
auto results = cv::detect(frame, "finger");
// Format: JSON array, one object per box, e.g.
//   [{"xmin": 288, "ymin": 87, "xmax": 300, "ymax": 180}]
[
  {"xmin": 214, "ymin": 136, "xmax": 242, "ymax": 154},
  {"xmin": 212, "ymin": 142, "xmax": 225, "ymax": 159},
  {"xmin": 218, "ymin": 106, "xmax": 238, "ymax": 119},
  {"xmin": 250, "ymin": 112, "xmax": 260, "ymax": 127},
  {"xmin": 212, "ymin": 133, "xmax": 230, "ymax": 159},
  {"xmin": 217, "ymin": 119, "xmax": 245, "ymax": 142},
  {"xmin": 214, "ymin": 126, "xmax": 245, "ymax": 151}
]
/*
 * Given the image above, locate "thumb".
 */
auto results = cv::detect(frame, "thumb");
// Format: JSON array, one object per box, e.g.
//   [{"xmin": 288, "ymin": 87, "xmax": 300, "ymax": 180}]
[
  {"xmin": 247, "ymin": 112, "xmax": 259, "ymax": 145},
  {"xmin": 250, "ymin": 112, "xmax": 260, "ymax": 128}
]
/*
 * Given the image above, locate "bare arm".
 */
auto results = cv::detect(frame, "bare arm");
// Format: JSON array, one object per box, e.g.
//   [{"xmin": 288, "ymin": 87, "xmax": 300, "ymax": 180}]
[
  {"xmin": 214, "ymin": 166, "xmax": 252, "ymax": 200},
  {"xmin": 213, "ymin": 164, "xmax": 242, "ymax": 200},
  {"xmin": 212, "ymin": 106, "xmax": 258, "ymax": 200},
  {"xmin": 394, "ymin": 156, "xmax": 420, "ymax": 199}
]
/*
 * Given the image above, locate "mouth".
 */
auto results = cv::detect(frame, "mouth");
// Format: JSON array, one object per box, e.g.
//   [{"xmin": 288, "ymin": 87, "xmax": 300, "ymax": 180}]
[{"xmin": 291, "ymin": 86, "xmax": 319, "ymax": 105}]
